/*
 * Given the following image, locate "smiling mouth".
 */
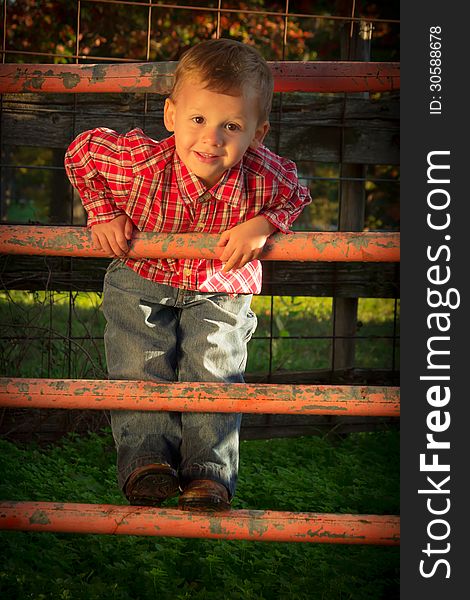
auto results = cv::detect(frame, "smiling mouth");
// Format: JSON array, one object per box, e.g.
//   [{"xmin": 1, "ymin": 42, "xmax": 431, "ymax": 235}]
[{"xmin": 194, "ymin": 151, "xmax": 221, "ymax": 161}]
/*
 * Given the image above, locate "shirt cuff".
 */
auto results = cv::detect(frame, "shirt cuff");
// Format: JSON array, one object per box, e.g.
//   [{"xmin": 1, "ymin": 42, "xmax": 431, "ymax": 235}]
[
  {"xmin": 259, "ymin": 210, "xmax": 293, "ymax": 234},
  {"xmin": 82, "ymin": 190, "xmax": 123, "ymax": 228}
]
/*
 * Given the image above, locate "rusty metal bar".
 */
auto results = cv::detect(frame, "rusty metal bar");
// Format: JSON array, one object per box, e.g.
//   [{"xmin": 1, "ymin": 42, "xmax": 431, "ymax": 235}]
[
  {"xmin": 0, "ymin": 227, "xmax": 400, "ymax": 262},
  {"xmin": 0, "ymin": 378, "xmax": 400, "ymax": 416},
  {"xmin": 0, "ymin": 61, "xmax": 400, "ymax": 94},
  {"xmin": 0, "ymin": 501, "xmax": 400, "ymax": 544}
]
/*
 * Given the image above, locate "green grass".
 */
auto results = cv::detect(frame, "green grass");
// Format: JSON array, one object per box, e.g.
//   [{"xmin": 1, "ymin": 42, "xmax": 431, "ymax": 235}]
[{"xmin": 0, "ymin": 429, "xmax": 399, "ymax": 600}]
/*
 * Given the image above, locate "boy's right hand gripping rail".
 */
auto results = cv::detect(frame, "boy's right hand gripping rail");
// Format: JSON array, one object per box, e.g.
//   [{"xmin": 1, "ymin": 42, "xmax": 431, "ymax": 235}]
[{"xmin": 0, "ymin": 59, "xmax": 400, "ymax": 545}]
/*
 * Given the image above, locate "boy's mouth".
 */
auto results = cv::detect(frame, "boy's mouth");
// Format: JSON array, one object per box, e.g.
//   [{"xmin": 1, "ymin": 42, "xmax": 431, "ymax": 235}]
[{"xmin": 194, "ymin": 151, "xmax": 221, "ymax": 162}]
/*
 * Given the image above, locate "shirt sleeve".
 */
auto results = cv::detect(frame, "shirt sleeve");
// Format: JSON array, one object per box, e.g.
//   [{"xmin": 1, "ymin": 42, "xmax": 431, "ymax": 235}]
[
  {"xmin": 258, "ymin": 155, "xmax": 312, "ymax": 234},
  {"xmin": 64, "ymin": 127, "xmax": 134, "ymax": 228}
]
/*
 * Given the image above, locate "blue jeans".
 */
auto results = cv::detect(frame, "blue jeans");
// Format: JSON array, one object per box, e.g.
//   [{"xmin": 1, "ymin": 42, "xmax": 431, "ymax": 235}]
[{"xmin": 101, "ymin": 261, "xmax": 257, "ymax": 498}]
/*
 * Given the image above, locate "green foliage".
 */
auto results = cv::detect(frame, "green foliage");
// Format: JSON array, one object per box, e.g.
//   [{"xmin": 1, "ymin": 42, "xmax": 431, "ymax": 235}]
[
  {"xmin": 5, "ymin": 1, "xmax": 398, "ymax": 64},
  {"xmin": 364, "ymin": 165, "xmax": 400, "ymax": 231},
  {"xmin": 0, "ymin": 429, "xmax": 399, "ymax": 599}
]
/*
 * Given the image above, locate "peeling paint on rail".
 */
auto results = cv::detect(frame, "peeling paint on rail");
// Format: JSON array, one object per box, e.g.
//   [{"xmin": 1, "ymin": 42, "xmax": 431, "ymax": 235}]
[
  {"xmin": 0, "ymin": 62, "xmax": 400, "ymax": 94},
  {"xmin": 0, "ymin": 501, "xmax": 400, "ymax": 544},
  {"xmin": 0, "ymin": 227, "xmax": 400, "ymax": 262},
  {"xmin": 0, "ymin": 378, "xmax": 400, "ymax": 416}
]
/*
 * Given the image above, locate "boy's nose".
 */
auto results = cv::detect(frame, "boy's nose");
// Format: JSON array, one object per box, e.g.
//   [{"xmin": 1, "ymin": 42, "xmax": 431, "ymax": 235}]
[{"xmin": 202, "ymin": 127, "xmax": 223, "ymax": 147}]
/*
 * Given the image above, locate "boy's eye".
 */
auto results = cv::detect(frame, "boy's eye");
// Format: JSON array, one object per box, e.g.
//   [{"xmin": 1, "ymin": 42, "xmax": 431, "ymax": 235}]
[
  {"xmin": 192, "ymin": 116, "xmax": 205, "ymax": 124},
  {"xmin": 225, "ymin": 122, "xmax": 240, "ymax": 131}
]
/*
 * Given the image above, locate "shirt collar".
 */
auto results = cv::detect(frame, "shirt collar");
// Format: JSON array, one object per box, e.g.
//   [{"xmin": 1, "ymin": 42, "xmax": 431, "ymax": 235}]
[{"xmin": 174, "ymin": 152, "xmax": 245, "ymax": 207}]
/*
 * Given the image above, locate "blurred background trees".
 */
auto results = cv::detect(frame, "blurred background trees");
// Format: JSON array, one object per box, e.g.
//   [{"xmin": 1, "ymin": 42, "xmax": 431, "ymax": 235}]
[{"xmin": 4, "ymin": 1, "xmax": 399, "ymax": 63}]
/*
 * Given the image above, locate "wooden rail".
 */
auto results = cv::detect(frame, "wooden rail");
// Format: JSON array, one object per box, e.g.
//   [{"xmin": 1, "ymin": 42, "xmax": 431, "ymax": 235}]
[
  {"xmin": 0, "ymin": 61, "xmax": 400, "ymax": 94},
  {"xmin": 0, "ymin": 378, "xmax": 400, "ymax": 416},
  {"xmin": 0, "ymin": 227, "xmax": 400, "ymax": 262},
  {"xmin": 0, "ymin": 502, "xmax": 400, "ymax": 545}
]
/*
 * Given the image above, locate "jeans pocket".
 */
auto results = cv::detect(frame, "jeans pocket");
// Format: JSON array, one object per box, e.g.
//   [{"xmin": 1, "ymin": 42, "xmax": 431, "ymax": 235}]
[
  {"xmin": 207, "ymin": 293, "xmax": 253, "ymax": 317},
  {"xmin": 245, "ymin": 309, "xmax": 258, "ymax": 341}
]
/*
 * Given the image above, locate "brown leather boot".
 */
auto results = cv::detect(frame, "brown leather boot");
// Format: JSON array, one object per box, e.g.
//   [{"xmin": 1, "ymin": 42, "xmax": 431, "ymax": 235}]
[
  {"xmin": 179, "ymin": 479, "xmax": 231, "ymax": 511},
  {"xmin": 124, "ymin": 464, "xmax": 179, "ymax": 506}
]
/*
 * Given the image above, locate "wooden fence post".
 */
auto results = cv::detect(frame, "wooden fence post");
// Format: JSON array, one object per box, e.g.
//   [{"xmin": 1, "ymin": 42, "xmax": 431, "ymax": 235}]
[{"xmin": 332, "ymin": 9, "xmax": 372, "ymax": 373}]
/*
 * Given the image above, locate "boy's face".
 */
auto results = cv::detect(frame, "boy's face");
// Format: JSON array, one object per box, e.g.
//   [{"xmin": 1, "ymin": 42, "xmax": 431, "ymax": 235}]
[{"xmin": 164, "ymin": 79, "xmax": 269, "ymax": 188}]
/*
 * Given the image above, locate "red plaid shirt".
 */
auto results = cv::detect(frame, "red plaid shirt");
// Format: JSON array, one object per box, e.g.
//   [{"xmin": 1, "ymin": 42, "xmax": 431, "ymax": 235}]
[{"xmin": 65, "ymin": 128, "xmax": 311, "ymax": 294}]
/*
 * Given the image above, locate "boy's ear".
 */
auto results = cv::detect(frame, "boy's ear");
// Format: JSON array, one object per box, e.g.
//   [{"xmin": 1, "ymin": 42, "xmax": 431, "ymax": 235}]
[
  {"xmin": 163, "ymin": 98, "xmax": 176, "ymax": 132},
  {"xmin": 250, "ymin": 121, "xmax": 270, "ymax": 149}
]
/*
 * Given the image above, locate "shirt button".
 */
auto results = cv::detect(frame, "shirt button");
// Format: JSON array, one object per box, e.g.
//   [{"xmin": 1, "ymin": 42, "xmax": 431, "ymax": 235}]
[
  {"xmin": 183, "ymin": 268, "xmax": 192, "ymax": 276},
  {"xmin": 201, "ymin": 192, "xmax": 211, "ymax": 201}
]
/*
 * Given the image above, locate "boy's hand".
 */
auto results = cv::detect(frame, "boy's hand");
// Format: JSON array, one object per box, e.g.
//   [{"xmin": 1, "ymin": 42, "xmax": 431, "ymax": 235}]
[
  {"xmin": 91, "ymin": 214, "xmax": 134, "ymax": 257},
  {"xmin": 217, "ymin": 216, "xmax": 277, "ymax": 272}
]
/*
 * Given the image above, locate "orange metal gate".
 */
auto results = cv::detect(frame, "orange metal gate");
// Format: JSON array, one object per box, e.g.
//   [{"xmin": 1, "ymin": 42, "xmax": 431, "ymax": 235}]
[{"xmin": 0, "ymin": 60, "xmax": 400, "ymax": 544}]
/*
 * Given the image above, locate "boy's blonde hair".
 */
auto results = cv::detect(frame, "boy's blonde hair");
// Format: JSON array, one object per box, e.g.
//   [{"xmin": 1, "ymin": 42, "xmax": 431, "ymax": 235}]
[{"xmin": 170, "ymin": 39, "xmax": 274, "ymax": 124}]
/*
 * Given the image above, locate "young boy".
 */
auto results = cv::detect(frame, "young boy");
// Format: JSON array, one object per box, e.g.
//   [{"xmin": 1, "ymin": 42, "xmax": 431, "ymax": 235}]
[{"xmin": 65, "ymin": 39, "xmax": 311, "ymax": 511}]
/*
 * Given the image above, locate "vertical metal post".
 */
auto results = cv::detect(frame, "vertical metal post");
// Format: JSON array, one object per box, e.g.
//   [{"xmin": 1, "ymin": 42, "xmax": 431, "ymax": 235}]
[{"xmin": 216, "ymin": 0, "xmax": 222, "ymax": 39}]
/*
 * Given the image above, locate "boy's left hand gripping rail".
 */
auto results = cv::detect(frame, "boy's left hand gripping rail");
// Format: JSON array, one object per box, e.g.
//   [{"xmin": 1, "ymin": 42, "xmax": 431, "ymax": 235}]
[{"xmin": 0, "ymin": 226, "xmax": 400, "ymax": 262}]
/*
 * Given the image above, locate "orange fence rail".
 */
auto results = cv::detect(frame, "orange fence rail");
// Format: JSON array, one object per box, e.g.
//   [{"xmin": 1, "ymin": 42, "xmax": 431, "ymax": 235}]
[
  {"xmin": 0, "ymin": 226, "xmax": 400, "ymax": 262},
  {"xmin": 0, "ymin": 61, "xmax": 400, "ymax": 94},
  {"xmin": 0, "ymin": 502, "xmax": 400, "ymax": 545},
  {"xmin": 0, "ymin": 378, "xmax": 400, "ymax": 416}
]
